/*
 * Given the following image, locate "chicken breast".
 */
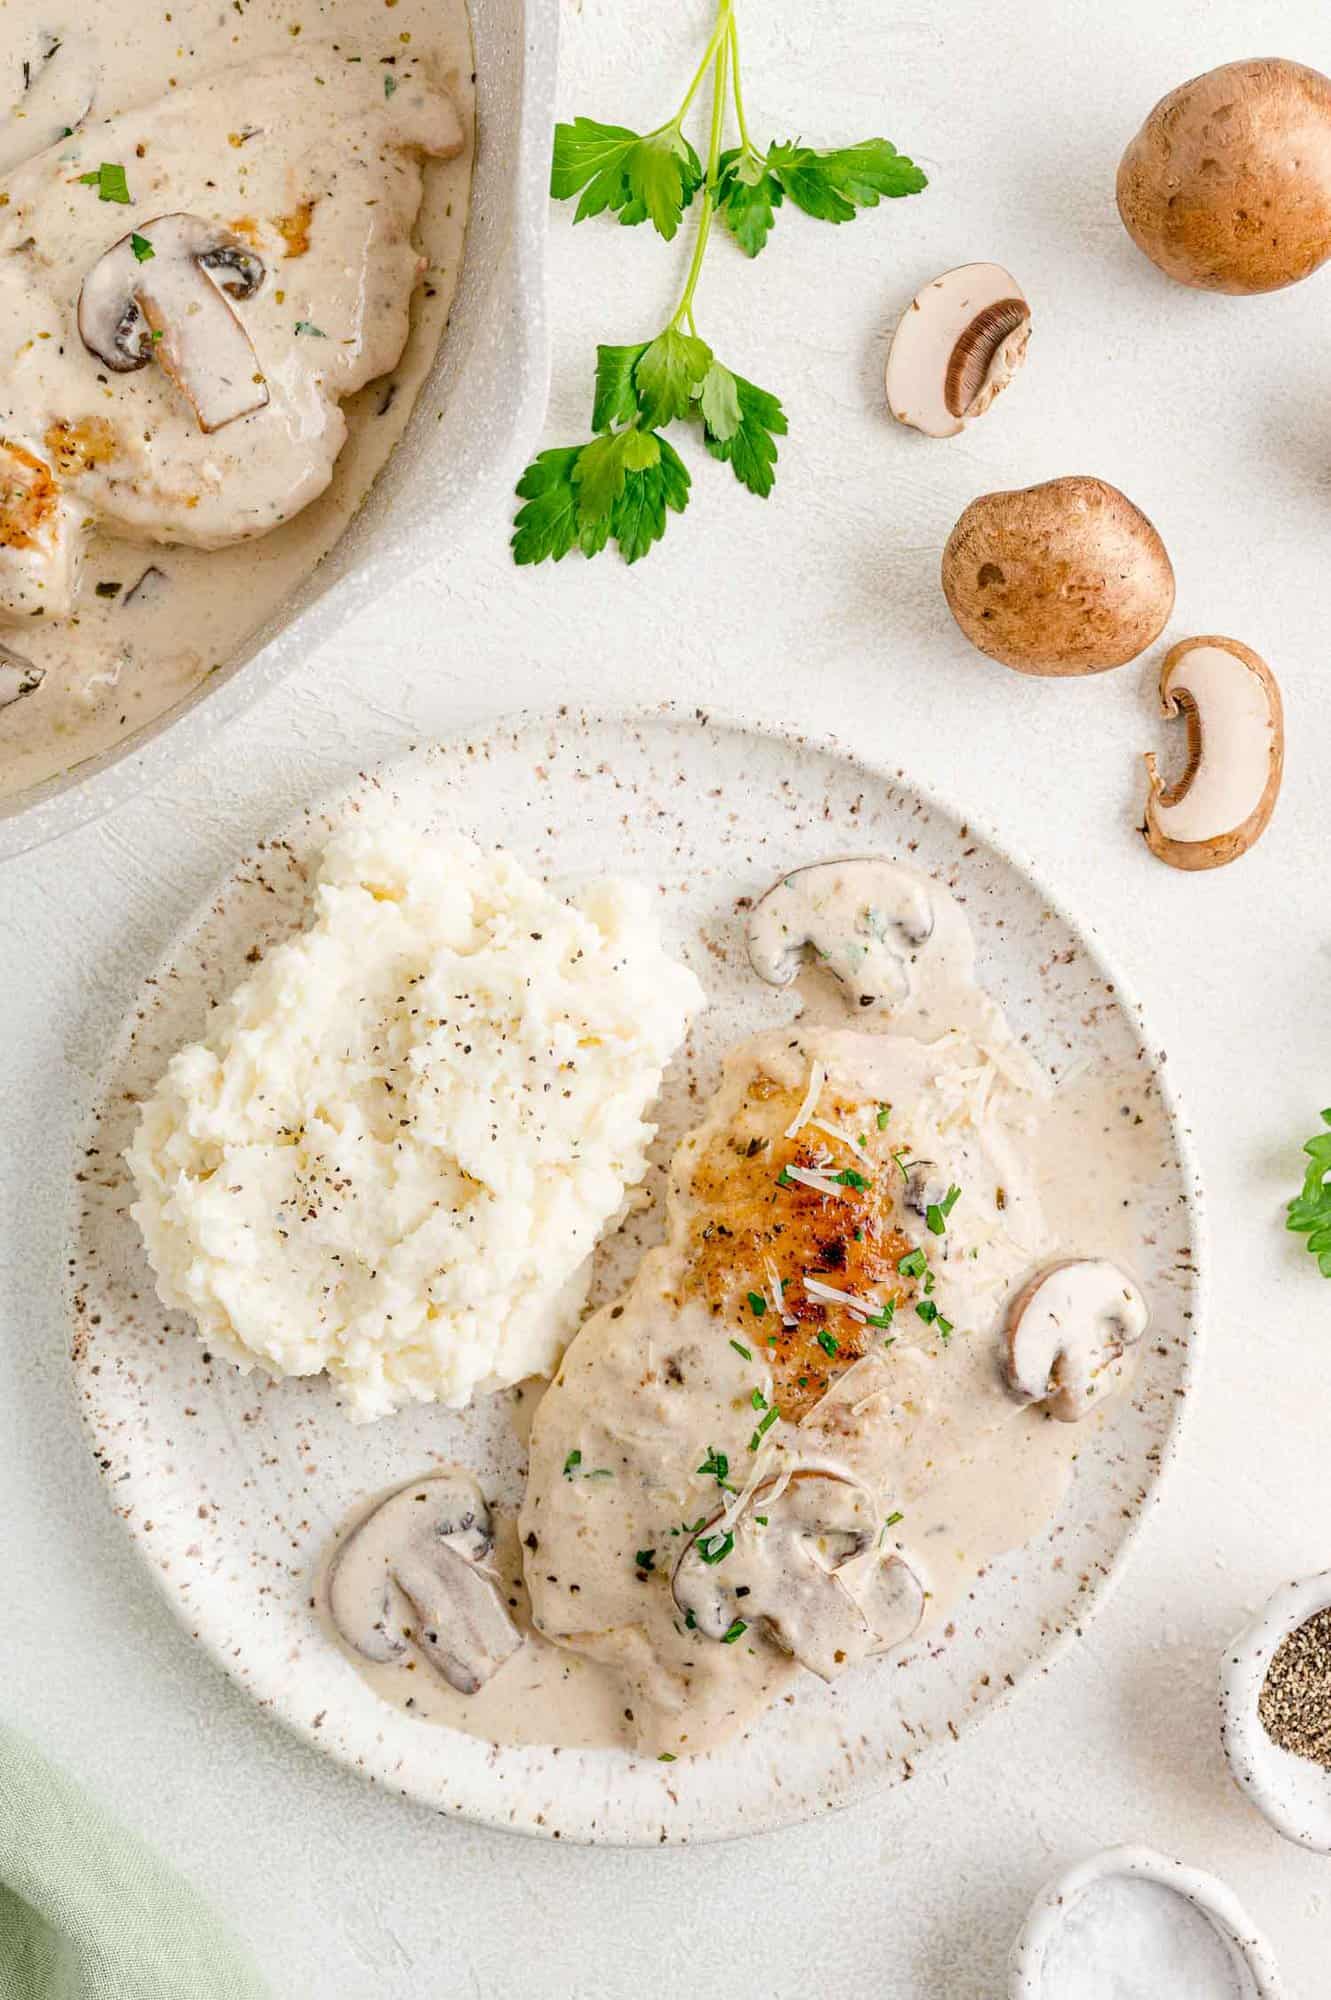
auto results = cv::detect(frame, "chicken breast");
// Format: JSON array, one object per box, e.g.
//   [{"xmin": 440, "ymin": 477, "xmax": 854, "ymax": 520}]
[
  {"xmin": 0, "ymin": 46, "xmax": 461, "ymax": 617},
  {"xmin": 519, "ymin": 998, "xmax": 1068, "ymax": 1758}
]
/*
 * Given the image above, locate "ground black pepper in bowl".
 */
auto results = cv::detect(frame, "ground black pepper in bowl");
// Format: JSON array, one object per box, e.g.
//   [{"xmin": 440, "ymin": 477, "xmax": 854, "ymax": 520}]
[{"xmin": 1258, "ymin": 1605, "xmax": 1331, "ymax": 1768}]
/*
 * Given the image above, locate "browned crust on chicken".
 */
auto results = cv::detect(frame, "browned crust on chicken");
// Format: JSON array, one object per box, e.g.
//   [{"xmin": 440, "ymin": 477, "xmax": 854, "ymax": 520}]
[{"xmin": 679, "ymin": 1073, "xmax": 917, "ymax": 1420}]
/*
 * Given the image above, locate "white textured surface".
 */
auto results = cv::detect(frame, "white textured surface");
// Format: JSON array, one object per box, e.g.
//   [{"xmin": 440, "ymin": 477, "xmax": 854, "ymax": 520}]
[{"xmin": 4, "ymin": 0, "xmax": 1331, "ymax": 1991}]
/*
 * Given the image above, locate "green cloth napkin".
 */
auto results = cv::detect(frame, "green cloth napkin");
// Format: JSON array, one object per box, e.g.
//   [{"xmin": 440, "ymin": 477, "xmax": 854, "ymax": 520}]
[{"xmin": 0, "ymin": 1722, "xmax": 270, "ymax": 2000}]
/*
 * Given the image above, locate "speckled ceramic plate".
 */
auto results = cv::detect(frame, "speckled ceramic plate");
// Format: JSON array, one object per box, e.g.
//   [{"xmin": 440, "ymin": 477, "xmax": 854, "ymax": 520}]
[{"xmin": 69, "ymin": 708, "xmax": 1204, "ymax": 1845}]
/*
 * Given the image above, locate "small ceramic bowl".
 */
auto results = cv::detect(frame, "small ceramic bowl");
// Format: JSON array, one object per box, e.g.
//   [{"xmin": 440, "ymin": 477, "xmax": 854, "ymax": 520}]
[
  {"xmin": 1222, "ymin": 1568, "xmax": 1331, "ymax": 1850},
  {"xmin": 1009, "ymin": 1844, "xmax": 1284, "ymax": 1999}
]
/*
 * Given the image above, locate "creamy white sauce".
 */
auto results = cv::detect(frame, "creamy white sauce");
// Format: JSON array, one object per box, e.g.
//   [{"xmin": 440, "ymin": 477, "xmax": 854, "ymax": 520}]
[
  {"xmin": 0, "ymin": 0, "xmax": 474, "ymax": 798},
  {"xmin": 323, "ymin": 859, "xmax": 1163, "ymax": 1759}
]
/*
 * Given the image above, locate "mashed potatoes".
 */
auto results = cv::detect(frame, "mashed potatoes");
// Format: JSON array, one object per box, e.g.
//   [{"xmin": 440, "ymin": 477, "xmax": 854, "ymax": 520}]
[{"xmin": 127, "ymin": 820, "xmax": 705, "ymax": 1421}]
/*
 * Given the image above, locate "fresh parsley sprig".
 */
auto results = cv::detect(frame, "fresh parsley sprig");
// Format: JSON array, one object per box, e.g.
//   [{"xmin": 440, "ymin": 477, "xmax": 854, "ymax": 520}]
[
  {"xmin": 1287, "ymin": 1110, "xmax": 1331, "ymax": 1275},
  {"xmin": 513, "ymin": 0, "xmax": 925, "ymax": 567}
]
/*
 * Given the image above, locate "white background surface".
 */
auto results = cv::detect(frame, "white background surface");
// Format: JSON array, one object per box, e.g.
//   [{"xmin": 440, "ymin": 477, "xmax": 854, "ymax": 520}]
[{"xmin": 4, "ymin": 0, "xmax": 1331, "ymax": 1992}]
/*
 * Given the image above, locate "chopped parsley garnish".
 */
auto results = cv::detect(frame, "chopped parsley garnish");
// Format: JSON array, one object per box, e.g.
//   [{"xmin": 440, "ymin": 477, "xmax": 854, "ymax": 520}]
[
  {"xmin": 924, "ymin": 1270, "xmax": 936, "ymax": 1295},
  {"xmin": 746, "ymin": 1290, "xmax": 767, "ymax": 1317},
  {"xmin": 729, "ymin": 1337, "xmax": 752, "ymax": 1361},
  {"xmin": 867, "ymin": 1301, "xmax": 895, "ymax": 1328},
  {"xmin": 562, "ymin": 1448, "xmax": 582, "ymax": 1476},
  {"xmin": 383, "ymin": 72, "xmax": 398, "ymax": 98},
  {"xmin": 658, "ymin": 1752, "xmax": 677, "ymax": 1762},
  {"xmin": 926, "ymin": 1185, "xmax": 962, "ymax": 1236},
  {"xmin": 721, "ymin": 1618, "xmax": 747, "ymax": 1644},
  {"xmin": 634, "ymin": 1548, "xmax": 656, "ymax": 1572},
  {"xmin": 79, "ymin": 162, "xmax": 130, "ymax": 204},
  {"xmin": 897, "ymin": 1248, "xmax": 927, "ymax": 1280},
  {"xmin": 749, "ymin": 1404, "xmax": 780, "ymax": 1450},
  {"xmin": 696, "ymin": 1446, "xmax": 735, "ymax": 1490},
  {"xmin": 586, "ymin": 1467, "xmax": 615, "ymax": 1479},
  {"xmin": 833, "ymin": 1167, "xmax": 870, "ymax": 1190},
  {"xmin": 683, "ymin": 1609, "xmax": 696, "ymax": 1629},
  {"xmin": 876, "ymin": 1105, "xmax": 891, "ymax": 1129},
  {"xmin": 891, "ymin": 1150, "xmax": 910, "ymax": 1181},
  {"xmin": 696, "ymin": 1529, "xmax": 734, "ymax": 1565},
  {"xmin": 754, "ymin": 1514, "xmax": 769, "ymax": 1526},
  {"xmin": 816, "ymin": 1328, "xmax": 839, "ymax": 1357},
  {"xmin": 130, "ymin": 231, "xmax": 155, "ymax": 263},
  {"xmin": 750, "ymin": 1387, "xmax": 767, "ymax": 1410},
  {"xmin": 776, "ymin": 1166, "xmax": 793, "ymax": 1188},
  {"xmin": 915, "ymin": 1299, "xmax": 938, "ymax": 1324},
  {"xmin": 885, "ymin": 1509, "xmax": 904, "ymax": 1528},
  {"xmin": 294, "ymin": 320, "xmax": 327, "ymax": 337}
]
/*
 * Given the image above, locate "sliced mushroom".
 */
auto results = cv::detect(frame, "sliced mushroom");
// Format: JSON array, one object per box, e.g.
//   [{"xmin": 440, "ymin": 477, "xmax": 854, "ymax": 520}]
[
  {"xmin": 0, "ymin": 641, "xmax": 43, "ymax": 710},
  {"xmin": 78, "ymin": 215, "xmax": 268, "ymax": 433},
  {"xmin": 673, "ymin": 1470, "xmax": 925, "ymax": 1679},
  {"xmin": 902, "ymin": 1158, "xmax": 949, "ymax": 1219},
  {"xmin": 1004, "ymin": 1259, "xmax": 1149, "ymax": 1422},
  {"xmin": 748, "ymin": 857, "xmax": 936, "ymax": 1012},
  {"xmin": 885, "ymin": 263, "xmax": 1031, "ymax": 438},
  {"xmin": 1143, "ymin": 637, "xmax": 1283, "ymax": 872},
  {"xmin": 326, "ymin": 1471, "xmax": 522, "ymax": 1695},
  {"xmin": 0, "ymin": 31, "xmax": 98, "ymax": 174}
]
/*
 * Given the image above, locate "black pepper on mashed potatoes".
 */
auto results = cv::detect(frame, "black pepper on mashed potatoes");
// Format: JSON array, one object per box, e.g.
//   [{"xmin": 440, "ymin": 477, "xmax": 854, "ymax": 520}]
[{"xmin": 126, "ymin": 819, "xmax": 705, "ymax": 1420}]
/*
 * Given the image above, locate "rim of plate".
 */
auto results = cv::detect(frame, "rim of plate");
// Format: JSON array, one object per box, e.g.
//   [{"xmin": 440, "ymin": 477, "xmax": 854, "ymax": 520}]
[{"xmin": 67, "ymin": 698, "xmax": 1208, "ymax": 1845}]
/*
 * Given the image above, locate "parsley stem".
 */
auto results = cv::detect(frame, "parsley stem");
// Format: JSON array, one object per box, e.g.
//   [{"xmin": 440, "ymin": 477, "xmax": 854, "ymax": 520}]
[
  {"xmin": 670, "ymin": 0, "xmax": 733, "ymax": 132},
  {"xmin": 669, "ymin": 16, "xmax": 729, "ymax": 331},
  {"xmin": 727, "ymin": 13, "xmax": 755, "ymax": 154}
]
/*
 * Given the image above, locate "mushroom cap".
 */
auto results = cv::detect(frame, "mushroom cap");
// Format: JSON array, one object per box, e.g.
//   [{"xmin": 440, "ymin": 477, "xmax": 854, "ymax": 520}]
[
  {"xmin": 1143, "ymin": 635, "xmax": 1283, "ymax": 871},
  {"xmin": 672, "ymin": 1469, "xmax": 924, "ymax": 1679},
  {"xmin": 746, "ymin": 856, "xmax": 936, "ymax": 1011},
  {"xmin": 326, "ymin": 1472, "xmax": 521, "ymax": 1694},
  {"xmin": 1117, "ymin": 58, "xmax": 1331, "ymax": 294},
  {"xmin": 941, "ymin": 475, "xmax": 1175, "ymax": 676},
  {"xmin": 885, "ymin": 262, "xmax": 1030, "ymax": 438},
  {"xmin": 1004, "ymin": 1258, "xmax": 1149, "ymax": 1421}
]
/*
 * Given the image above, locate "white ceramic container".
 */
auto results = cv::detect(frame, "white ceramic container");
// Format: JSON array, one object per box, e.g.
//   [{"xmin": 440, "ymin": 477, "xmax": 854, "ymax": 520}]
[
  {"xmin": 0, "ymin": 0, "xmax": 558, "ymax": 859},
  {"xmin": 1221, "ymin": 1568, "xmax": 1331, "ymax": 1850},
  {"xmin": 1009, "ymin": 1845, "xmax": 1284, "ymax": 1999}
]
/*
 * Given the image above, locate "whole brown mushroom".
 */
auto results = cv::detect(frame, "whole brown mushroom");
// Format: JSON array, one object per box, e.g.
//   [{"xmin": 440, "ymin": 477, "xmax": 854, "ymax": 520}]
[
  {"xmin": 1117, "ymin": 58, "xmax": 1331, "ymax": 294},
  {"xmin": 941, "ymin": 476, "xmax": 1174, "ymax": 677}
]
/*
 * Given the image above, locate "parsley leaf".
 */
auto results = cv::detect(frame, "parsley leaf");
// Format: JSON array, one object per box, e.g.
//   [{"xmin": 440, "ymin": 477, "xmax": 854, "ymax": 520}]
[
  {"xmin": 591, "ymin": 342, "xmax": 648, "ymax": 432},
  {"xmin": 767, "ymin": 137, "xmax": 926, "ymax": 223},
  {"xmin": 511, "ymin": 446, "xmax": 583, "ymax": 565},
  {"xmin": 635, "ymin": 328, "xmax": 712, "ymax": 429},
  {"xmin": 702, "ymin": 369, "xmax": 786, "ymax": 498},
  {"xmin": 79, "ymin": 161, "xmax": 130, "ymax": 204},
  {"xmin": 716, "ymin": 146, "xmax": 783, "ymax": 257},
  {"xmin": 608, "ymin": 433, "xmax": 689, "ymax": 563},
  {"xmin": 130, "ymin": 232, "xmax": 154, "ymax": 263},
  {"xmin": 551, "ymin": 117, "xmax": 703, "ymax": 240},
  {"xmin": 1288, "ymin": 1110, "xmax": 1331, "ymax": 1276}
]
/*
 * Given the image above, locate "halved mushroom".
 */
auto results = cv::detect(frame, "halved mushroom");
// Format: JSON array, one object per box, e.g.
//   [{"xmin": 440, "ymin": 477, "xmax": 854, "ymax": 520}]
[
  {"xmin": 747, "ymin": 857, "xmax": 936, "ymax": 1012},
  {"xmin": 326, "ymin": 1471, "xmax": 522, "ymax": 1695},
  {"xmin": 1004, "ymin": 1259, "xmax": 1149, "ymax": 1422},
  {"xmin": 0, "ymin": 641, "xmax": 43, "ymax": 710},
  {"xmin": 78, "ymin": 215, "xmax": 268, "ymax": 433},
  {"xmin": 672, "ymin": 1470, "xmax": 925, "ymax": 1679},
  {"xmin": 885, "ymin": 263, "xmax": 1031, "ymax": 438},
  {"xmin": 1142, "ymin": 637, "xmax": 1283, "ymax": 872},
  {"xmin": 0, "ymin": 30, "xmax": 98, "ymax": 174}
]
